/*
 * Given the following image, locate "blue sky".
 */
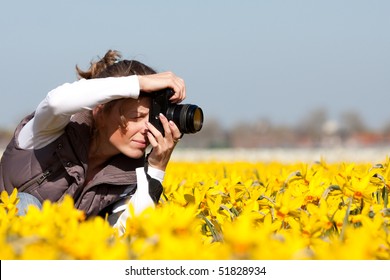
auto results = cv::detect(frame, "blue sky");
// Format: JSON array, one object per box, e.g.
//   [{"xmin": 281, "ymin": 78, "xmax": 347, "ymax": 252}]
[{"xmin": 1, "ymin": 0, "xmax": 389, "ymax": 130}]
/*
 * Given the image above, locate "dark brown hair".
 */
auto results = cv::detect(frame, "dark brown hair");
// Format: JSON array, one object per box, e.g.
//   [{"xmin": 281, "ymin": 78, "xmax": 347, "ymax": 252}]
[{"xmin": 76, "ymin": 49, "xmax": 156, "ymax": 79}]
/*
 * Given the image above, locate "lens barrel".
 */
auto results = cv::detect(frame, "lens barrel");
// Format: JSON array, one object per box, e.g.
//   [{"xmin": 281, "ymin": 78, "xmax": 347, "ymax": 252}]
[{"xmin": 166, "ymin": 104, "xmax": 204, "ymax": 134}]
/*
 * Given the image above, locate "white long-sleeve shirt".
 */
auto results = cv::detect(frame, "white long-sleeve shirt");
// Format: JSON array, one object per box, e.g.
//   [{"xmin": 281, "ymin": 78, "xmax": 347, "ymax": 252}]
[{"xmin": 18, "ymin": 75, "xmax": 163, "ymax": 234}]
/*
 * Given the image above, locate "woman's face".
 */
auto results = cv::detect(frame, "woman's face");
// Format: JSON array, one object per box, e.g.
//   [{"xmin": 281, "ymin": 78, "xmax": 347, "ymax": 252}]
[{"xmin": 103, "ymin": 97, "xmax": 151, "ymax": 159}]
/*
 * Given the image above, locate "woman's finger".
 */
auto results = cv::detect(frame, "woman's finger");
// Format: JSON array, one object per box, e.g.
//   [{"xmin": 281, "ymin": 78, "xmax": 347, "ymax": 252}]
[
  {"xmin": 158, "ymin": 114, "xmax": 174, "ymax": 140},
  {"xmin": 146, "ymin": 120, "xmax": 164, "ymax": 141},
  {"xmin": 168, "ymin": 120, "xmax": 182, "ymax": 142},
  {"xmin": 169, "ymin": 78, "xmax": 186, "ymax": 103},
  {"xmin": 147, "ymin": 131, "xmax": 158, "ymax": 148}
]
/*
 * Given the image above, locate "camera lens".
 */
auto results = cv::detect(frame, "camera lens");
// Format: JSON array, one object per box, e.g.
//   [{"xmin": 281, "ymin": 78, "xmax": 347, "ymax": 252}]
[{"xmin": 166, "ymin": 104, "xmax": 204, "ymax": 134}]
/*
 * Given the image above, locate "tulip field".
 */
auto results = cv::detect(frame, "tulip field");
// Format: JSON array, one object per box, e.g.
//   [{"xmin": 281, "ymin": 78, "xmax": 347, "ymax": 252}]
[{"xmin": 1, "ymin": 155, "xmax": 390, "ymax": 260}]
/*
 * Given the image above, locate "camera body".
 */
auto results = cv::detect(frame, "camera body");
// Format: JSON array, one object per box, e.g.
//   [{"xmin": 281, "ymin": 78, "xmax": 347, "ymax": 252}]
[{"xmin": 149, "ymin": 89, "xmax": 203, "ymax": 136}]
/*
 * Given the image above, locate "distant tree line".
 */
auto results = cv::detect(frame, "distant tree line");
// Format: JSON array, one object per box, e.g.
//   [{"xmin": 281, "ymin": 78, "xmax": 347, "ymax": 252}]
[
  {"xmin": 177, "ymin": 108, "xmax": 390, "ymax": 149},
  {"xmin": 1, "ymin": 108, "xmax": 390, "ymax": 150}
]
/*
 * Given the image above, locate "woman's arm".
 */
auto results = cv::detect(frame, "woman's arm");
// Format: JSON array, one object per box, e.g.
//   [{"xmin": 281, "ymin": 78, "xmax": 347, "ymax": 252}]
[{"xmin": 18, "ymin": 76, "xmax": 140, "ymax": 149}]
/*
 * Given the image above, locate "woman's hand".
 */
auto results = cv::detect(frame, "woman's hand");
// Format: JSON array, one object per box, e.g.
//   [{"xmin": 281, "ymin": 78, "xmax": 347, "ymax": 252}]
[
  {"xmin": 146, "ymin": 113, "xmax": 182, "ymax": 171},
  {"xmin": 137, "ymin": 72, "xmax": 186, "ymax": 103}
]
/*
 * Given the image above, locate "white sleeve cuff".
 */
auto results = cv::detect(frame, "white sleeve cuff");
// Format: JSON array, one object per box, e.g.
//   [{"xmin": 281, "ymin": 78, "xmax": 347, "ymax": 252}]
[
  {"xmin": 145, "ymin": 166, "xmax": 165, "ymax": 182},
  {"xmin": 130, "ymin": 166, "xmax": 165, "ymax": 215}
]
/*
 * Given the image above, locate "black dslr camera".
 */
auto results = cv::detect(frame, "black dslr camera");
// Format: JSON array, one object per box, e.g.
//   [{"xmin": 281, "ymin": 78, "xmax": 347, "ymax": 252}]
[{"xmin": 148, "ymin": 89, "xmax": 203, "ymax": 135}]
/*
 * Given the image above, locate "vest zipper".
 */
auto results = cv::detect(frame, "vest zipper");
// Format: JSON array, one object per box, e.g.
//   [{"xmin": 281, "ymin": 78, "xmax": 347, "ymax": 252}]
[{"xmin": 19, "ymin": 169, "xmax": 52, "ymax": 193}]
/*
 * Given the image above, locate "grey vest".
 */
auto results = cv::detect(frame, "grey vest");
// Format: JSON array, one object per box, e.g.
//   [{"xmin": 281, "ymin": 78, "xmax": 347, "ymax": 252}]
[{"xmin": 0, "ymin": 111, "xmax": 144, "ymax": 217}]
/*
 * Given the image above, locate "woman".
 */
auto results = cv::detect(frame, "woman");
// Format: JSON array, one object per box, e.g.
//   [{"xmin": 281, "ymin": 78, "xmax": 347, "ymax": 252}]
[{"xmin": 0, "ymin": 50, "xmax": 185, "ymax": 234}]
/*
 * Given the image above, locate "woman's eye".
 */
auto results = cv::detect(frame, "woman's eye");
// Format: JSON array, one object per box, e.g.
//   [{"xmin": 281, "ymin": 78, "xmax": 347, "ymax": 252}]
[{"xmin": 130, "ymin": 115, "xmax": 146, "ymax": 120}]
